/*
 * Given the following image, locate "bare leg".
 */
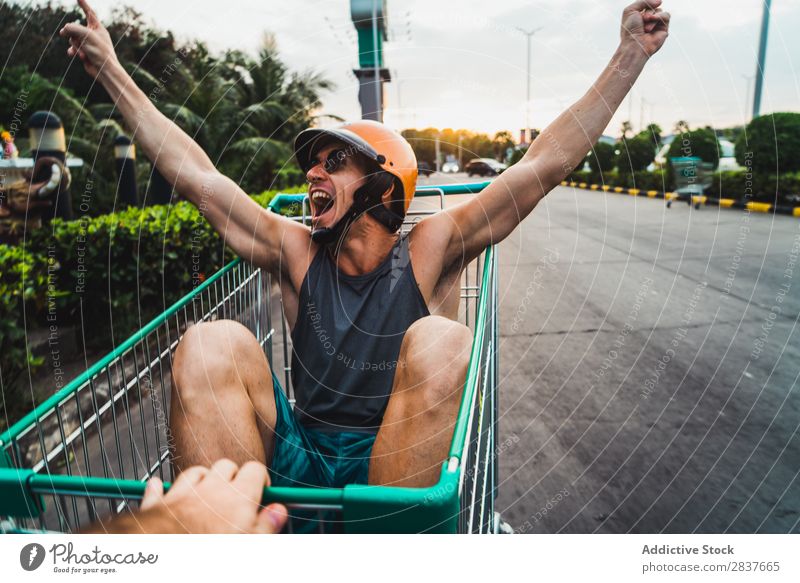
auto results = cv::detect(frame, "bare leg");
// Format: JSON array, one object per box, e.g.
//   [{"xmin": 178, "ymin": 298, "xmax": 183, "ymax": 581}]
[
  {"xmin": 169, "ymin": 320, "xmax": 277, "ymax": 474},
  {"xmin": 369, "ymin": 315, "xmax": 472, "ymax": 487}
]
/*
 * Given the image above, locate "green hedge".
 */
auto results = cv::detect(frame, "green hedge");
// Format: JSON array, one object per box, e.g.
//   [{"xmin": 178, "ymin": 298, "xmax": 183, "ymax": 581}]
[
  {"xmin": 567, "ymin": 168, "xmax": 800, "ymax": 204},
  {"xmin": 568, "ymin": 169, "xmax": 668, "ymax": 191},
  {"xmin": 0, "ymin": 244, "xmax": 62, "ymax": 430},
  {"xmin": 1, "ymin": 187, "xmax": 303, "ymax": 430},
  {"xmin": 707, "ymin": 170, "xmax": 800, "ymax": 203}
]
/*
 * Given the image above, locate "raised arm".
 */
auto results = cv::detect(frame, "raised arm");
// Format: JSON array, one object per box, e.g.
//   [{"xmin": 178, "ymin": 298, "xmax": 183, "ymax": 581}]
[
  {"xmin": 59, "ymin": 0, "xmax": 301, "ymax": 271},
  {"xmin": 438, "ymin": 0, "xmax": 670, "ymax": 263}
]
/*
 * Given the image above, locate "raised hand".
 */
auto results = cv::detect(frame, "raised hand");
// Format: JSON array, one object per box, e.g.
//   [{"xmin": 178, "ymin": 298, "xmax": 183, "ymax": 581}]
[
  {"xmin": 620, "ymin": 0, "xmax": 671, "ymax": 57},
  {"xmin": 59, "ymin": 0, "xmax": 118, "ymax": 79}
]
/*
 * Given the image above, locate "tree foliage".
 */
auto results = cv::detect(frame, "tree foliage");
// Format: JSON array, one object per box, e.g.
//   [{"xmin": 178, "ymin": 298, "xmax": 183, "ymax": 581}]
[
  {"xmin": 401, "ymin": 127, "xmax": 499, "ymax": 166},
  {"xmin": 735, "ymin": 112, "xmax": 800, "ymax": 174},
  {"xmin": 585, "ymin": 142, "xmax": 616, "ymax": 174},
  {"xmin": 616, "ymin": 135, "xmax": 655, "ymax": 172},
  {"xmin": 0, "ymin": 3, "xmax": 331, "ymax": 212},
  {"xmin": 667, "ymin": 127, "xmax": 720, "ymax": 169}
]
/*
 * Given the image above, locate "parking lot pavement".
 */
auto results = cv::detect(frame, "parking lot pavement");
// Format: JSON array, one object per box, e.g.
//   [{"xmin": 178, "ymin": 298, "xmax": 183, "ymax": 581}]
[{"xmin": 493, "ymin": 184, "xmax": 800, "ymax": 533}]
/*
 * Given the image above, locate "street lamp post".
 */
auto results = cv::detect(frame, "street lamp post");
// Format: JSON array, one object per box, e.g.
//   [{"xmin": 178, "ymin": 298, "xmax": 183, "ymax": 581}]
[
  {"xmin": 752, "ymin": 0, "xmax": 772, "ymax": 119},
  {"xmin": 515, "ymin": 26, "xmax": 542, "ymax": 144},
  {"xmin": 741, "ymin": 73, "xmax": 754, "ymax": 123}
]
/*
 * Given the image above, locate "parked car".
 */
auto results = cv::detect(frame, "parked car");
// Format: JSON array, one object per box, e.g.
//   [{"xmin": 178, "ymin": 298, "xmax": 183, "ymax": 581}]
[
  {"xmin": 465, "ymin": 158, "xmax": 507, "ymax": 177},
  {"xmin": 417, "ymin": 161, "xmax": 435, "ymax": 176},
  {"xmin": 442, "ymin": 160, "xmax": 460, "ymax": 173}
]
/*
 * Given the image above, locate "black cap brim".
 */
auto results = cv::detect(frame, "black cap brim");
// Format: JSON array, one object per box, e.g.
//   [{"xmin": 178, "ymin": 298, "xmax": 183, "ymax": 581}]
[{"xmin": 294, "ymin": 127, "xmax": 381, "ymax": 173}]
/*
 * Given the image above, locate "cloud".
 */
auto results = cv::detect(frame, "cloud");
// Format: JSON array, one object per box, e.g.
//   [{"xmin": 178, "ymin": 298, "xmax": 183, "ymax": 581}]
[{"xmin": 60, "ymin": 0, "xmax": 800, "ymax": 134}]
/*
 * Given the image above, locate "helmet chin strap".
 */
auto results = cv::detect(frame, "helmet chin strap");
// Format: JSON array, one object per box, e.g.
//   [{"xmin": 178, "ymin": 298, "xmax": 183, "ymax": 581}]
[{"xmin": 311, "ymin": 173, "xmax": 404, "ymax": 246}]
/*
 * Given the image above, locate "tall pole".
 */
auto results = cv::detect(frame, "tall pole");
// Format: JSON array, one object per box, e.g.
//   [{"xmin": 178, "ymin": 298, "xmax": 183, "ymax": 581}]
[
  {"xmin": 516, "ymin": 27, "xmax": 542, "ymax": 143},
  {"xmin": 639, "ymin": 96, "xmax": 645, "ymax": 133},
  {"xmin": 628, "ymin": 92, "xmax": 633, "ymax": 133},
  {"xmin": 113, "ymin": 135, "xmax": 138, "ymax": 207},
  {"xmin": 752, "ymin": 0, "xmax": 772, "ymax": 119},
  {"xmin": 351, "ymin": 0, "xmax": 390, "ymax": 122},
  {"xmin": 741, "ymin": 73, "xmax": 754, "ymax": 123},
  {"xmin": 372, "ymin": 0, "xmax": 381, "ymax": 119},
  {"xmin": 525, "ymin": 33, "xmax": 530, "ymax": 139}
]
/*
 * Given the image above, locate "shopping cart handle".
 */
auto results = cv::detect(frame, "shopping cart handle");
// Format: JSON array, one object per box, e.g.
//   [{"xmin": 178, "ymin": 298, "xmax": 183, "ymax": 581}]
[
  {"xmin": 0, "ymin": 469, "xmax": 346, "ymax": 521},
  {"xmin": 268, "ymin": 193, "xmax": 307, "ymax": 214},
  {"xmin": 0, "ymin": 468, "xmax": 45, "ymax": 518}
]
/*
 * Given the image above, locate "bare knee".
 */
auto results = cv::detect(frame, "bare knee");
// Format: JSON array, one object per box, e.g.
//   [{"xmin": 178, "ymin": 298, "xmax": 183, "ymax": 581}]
[
  {"xmin": 173, "ymin": 320, "xmax": 268, "ymax": 400},
  {"xmin": 403, "ymin": 315, "xmax": 472, "ymax": 371},
  {"xmin": 399, "ymin": 316, "xmax": 472, "ymax": 406}
]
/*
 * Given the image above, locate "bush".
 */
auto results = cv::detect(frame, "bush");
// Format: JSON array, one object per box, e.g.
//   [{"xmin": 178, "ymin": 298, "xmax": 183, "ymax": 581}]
[
  {"xmin": 0, "ymin": 187, "xmax": 306, "ymax": 429},
  {"xmin": 667, "ymin": 128, "xmax": 720, "ymax": 169},
  {"xmin": 616, "ymin": 136, "xmax": 655, "ymax": 173},
  {"xmin": 707, "ymin": 170, "xmax": 748, "ymax": 199},
  {"xmin": 735, "ymin": 112, "xmax": 800, "ymax": 174},
  {"xmin": 0, "ymin": 245, "xmax": 62, "ymax": 430},
  {"xmin": 269, "ymin": 166, "xmax": 306, "ymax": 190},
  {"xmin": 567, "ymin": 169, "xmax": 593, "ymax": 184},
  {"xmin": 585, "ymin": 142, "xmax": 616, "ymax": 175},
  {"xmin": 703, "ymin": 170, "xmax": 800, "ymax": 204}
]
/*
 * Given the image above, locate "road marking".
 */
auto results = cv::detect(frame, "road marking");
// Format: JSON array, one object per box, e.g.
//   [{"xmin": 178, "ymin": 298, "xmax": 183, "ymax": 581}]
[{"xmin": 746, "ymin": 202, "xmax": 772, "ymax": 213}]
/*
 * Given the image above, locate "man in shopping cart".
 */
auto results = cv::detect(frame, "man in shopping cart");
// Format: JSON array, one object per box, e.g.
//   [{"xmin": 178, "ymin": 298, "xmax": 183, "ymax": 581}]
[{"xmin": 62, "ymin": 0, "xmax": 669, "ymax": 491}]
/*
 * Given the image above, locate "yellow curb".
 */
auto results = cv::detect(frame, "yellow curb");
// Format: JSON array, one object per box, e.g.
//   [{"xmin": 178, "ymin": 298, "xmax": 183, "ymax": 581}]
[
  {"xmin": 746, "ymin": 202, "xmax": 772, "ymax": 213},
  {"xmin": 560, "ymin": 181, "xmax": 567, "ymax": 186},
  {"xmin": 601, "ymin": 185, "xmax": 611, "ymax": 192},
  {"xmin": 691, "ymin": 195, "xmax": 707, "ymax": 205},
  {"xmin": 590, "ymin": 184, "xmax": 599, "ymax": 190},
  {"xmin": 578, "ymin": 182, "xmax": 587, "ymax": 188},
  {"xmin": 569, "ymin": 181, "xmax": 577, "ymax": 187},
  {"xmin": 665, "ymin": 192, "xmax": 679, "ymax": 201},
  {"xmin": 719, "ymin": 198, "xmax": 735, "ymax": 208},
  {"xmin": 628, "ymin": 188, "xmax": 640, "ymax": 196},
  {"xmin": 613, "ymin": 186, "xmax": 625, "ymax": 193},
  {"xmin": 794, "ymin": 208, "xmax": 800, "ymax": 217},
  {"xmin": 646, "ymin": 190, "xmax": 659, "ymax": 197}
]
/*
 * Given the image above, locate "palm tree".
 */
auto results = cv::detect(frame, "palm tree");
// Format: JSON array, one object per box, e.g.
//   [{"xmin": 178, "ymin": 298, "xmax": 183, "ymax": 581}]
[{"xmin": 111, "ymin": 35, "xmax": 333, "ymax": 193}]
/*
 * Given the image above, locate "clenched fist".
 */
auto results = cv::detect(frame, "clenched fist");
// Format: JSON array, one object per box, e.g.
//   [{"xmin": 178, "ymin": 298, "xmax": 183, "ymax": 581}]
[{"xmin": 620, "ymin": 0, "xmax": 671, "ymax": 57}]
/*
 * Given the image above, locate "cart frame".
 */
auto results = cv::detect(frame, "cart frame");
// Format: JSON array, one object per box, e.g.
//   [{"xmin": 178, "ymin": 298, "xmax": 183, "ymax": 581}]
[{"xmin": 0, "ymin": 181, "xmax": 499, "ymax": 534}]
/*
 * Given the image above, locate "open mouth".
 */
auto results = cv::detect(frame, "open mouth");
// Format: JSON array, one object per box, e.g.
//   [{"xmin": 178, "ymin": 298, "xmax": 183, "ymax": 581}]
[{"xmin": 310, "ymin": 188, "xmax": 335, "ymax": 221}]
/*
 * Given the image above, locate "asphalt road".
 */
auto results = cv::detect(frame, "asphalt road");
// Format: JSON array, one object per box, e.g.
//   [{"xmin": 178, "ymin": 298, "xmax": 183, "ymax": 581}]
[{"xmin": 444, "ymin": 177, "xmax": 800, "ymax": 534}]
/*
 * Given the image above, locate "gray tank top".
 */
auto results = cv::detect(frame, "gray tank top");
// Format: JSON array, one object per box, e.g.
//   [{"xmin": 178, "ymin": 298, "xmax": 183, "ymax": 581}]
[{"xmin": 290, "ymin": 234, "xmax": 430, "ymax": 432}]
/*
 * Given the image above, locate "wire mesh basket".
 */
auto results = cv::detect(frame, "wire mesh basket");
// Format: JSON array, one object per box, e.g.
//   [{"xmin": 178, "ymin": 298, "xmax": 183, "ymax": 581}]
[{"xmin": 0, "ymin": 182, "xmax": 499, "ymax": 534}]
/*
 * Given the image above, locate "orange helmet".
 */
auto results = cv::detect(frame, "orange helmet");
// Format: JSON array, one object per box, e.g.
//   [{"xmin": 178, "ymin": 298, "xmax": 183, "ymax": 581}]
[{"xmin": 294, "ymin": 120, "xmax": 418, "ymax": 214}]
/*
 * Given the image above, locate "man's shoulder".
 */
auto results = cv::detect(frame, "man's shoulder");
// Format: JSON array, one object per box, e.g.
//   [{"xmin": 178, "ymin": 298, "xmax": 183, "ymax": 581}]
[{"xmin": 408, "ymin": 210, "xmax": 453, "ymax": 249}]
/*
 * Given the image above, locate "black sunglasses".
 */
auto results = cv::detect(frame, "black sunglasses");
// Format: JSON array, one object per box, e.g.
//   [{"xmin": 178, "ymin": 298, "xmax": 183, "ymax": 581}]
[{"xmin": 306, "ymin": 148, "xmax": 350, "ymax": 174}]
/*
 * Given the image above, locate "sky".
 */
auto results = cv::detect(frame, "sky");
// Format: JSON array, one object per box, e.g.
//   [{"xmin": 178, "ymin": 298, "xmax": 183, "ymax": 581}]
[{"xmin": 49, "ymin": 0, "xmax": 800, "ymax": 137}]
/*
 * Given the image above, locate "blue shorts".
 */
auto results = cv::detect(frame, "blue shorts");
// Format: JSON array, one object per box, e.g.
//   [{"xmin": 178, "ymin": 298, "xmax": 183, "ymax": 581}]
[{"xmin": 268, "ymin": 377, "xmax": 376, "ymax": 489}]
